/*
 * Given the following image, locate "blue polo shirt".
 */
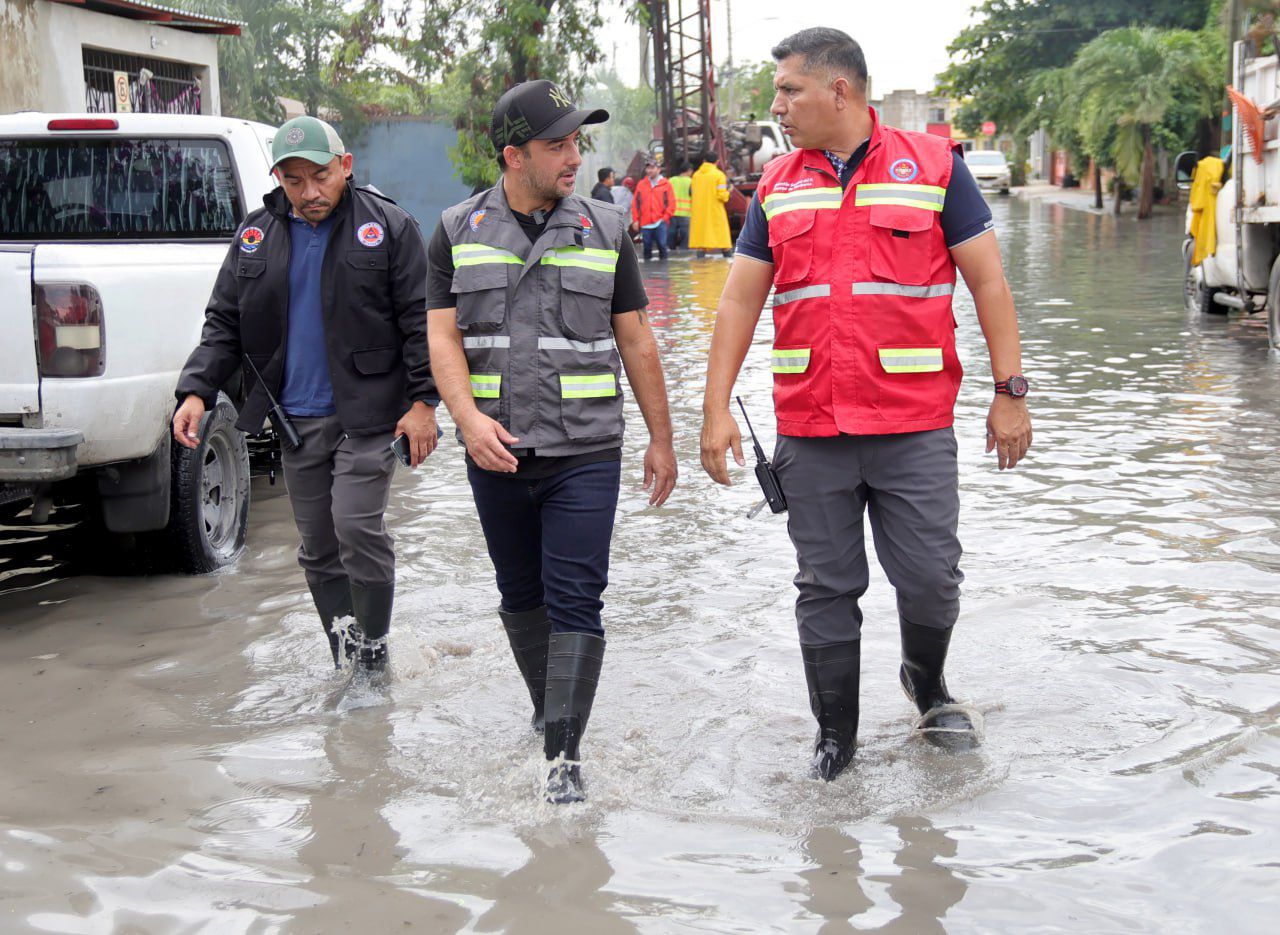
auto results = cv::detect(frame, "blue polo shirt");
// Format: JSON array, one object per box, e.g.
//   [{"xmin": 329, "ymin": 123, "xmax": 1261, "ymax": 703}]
[
  {"xmin": 735, "ymin": 149, "xmax": 993, "ymax": 264},
  {"xmin": 280, "ymin": 213, "xmax": 337, "ymax": 417}
]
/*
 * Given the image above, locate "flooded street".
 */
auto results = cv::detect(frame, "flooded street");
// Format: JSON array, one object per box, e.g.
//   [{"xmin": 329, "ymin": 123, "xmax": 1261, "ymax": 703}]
[{"xmin": 2, "ymin": 197, "xmax": 1278, "ymax": 932}]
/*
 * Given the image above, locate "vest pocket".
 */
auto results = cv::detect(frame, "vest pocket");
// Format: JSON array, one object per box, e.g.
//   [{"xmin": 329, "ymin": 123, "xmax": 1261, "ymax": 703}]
[
  {"xmin": 875, "ymin": 344, "xmax": 949, "ymax": 421},
  {"xmin": 557, "ymin": 267, "xmax": 614, "ymax": 341},
  {"xmin": 558, "ymin": 370, "xmax": 623, "ymax": 441},
  {"xmin": 771, "ymin": 345, "xmax": 816, "ymax": 423},
  {"xmin": 867, "ymin": 205, "xmax": 935, "ymax": 286},
  {"xmin": 767, "ymin": 210, "xmax": 815, "ymax": 283},
  {"xmin": 452, "ymin": 264, "xmax": 508, "ymax": 328}
]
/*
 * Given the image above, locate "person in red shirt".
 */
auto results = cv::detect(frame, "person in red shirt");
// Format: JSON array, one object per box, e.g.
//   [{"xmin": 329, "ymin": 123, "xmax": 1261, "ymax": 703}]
[{"xmin": 630, "ymin": 159, "xmax": 676, "ymax": 261}]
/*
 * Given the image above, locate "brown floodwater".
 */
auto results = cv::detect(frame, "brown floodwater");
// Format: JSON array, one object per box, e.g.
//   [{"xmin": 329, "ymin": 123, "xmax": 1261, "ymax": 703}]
[{"xmin": 1, "ymin": 196, "xmax": 1277, "ymax": 932}]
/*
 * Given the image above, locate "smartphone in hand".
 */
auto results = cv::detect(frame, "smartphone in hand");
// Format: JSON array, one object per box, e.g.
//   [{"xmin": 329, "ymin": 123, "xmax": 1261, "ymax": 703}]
[{"xmin": 390, "ymin": 433, "xmax": 412, "ymax": 467}]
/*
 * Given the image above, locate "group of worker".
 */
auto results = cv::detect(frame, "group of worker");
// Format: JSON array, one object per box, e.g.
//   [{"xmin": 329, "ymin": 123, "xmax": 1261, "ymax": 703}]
[
  {"xmin": 173, "ymin": 26, "xmax": 1032, "ymax": 807},
  {"xmin": 590, "ymin": 155, "xmax": 733, "ymax": 259}
]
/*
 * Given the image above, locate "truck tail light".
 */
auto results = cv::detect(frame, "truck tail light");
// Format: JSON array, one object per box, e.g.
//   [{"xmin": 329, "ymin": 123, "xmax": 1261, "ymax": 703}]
[
  {"xmin": 47, "ymin": 118, "xmax": 119, "ymax": 131},
  {"xmin": 34, "ymin": 283, "xmax": 105, "ymax": 377}
]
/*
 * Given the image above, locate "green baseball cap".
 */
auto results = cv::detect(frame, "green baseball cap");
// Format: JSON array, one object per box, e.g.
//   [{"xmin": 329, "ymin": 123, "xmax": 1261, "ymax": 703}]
[{"xmin": 271, "ymin": 115, "xmax": 345, "ymax": 169}]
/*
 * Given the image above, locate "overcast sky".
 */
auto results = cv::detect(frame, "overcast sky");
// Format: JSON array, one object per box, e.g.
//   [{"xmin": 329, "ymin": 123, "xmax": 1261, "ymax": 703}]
[{"xmin": 608, "ymin": 0, "xmax": 980, "ymax": 95}]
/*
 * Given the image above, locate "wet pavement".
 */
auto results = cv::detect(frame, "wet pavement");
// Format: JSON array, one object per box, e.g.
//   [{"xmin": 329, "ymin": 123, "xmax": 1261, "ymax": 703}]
[{"xmin": 1, "ymin": 197, "xmax": 1278, "ymax": 932}]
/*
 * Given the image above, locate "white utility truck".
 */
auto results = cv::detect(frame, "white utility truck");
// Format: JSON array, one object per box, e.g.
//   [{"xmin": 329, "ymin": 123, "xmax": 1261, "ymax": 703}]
[
  {"xmin": 0, "ymin": 113, "xmax": 277, "ymax": 572},
  {"xmin": 1180, "ymin": 41, "xmax": 1280, "ymax": 347}
]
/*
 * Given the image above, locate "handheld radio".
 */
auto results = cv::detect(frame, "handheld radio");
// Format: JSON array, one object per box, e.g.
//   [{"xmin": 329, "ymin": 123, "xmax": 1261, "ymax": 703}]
[
  {"xmin": 242, "ymin": 355, "xmax": 303, "ymax": 452},
  {"xmin": 736, "ymin": 396, "xmax": 787, "ymax": 517}
]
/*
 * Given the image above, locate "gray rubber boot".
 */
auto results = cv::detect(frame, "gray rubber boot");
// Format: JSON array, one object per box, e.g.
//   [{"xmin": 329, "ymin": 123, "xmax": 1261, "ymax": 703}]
[
  {"xmin": 350, "ymin": 582, "xmax": 394, "ymax": 674},
  {"xmin": 308, "ymin": 576, "xmax": 355, "ymax": 669},
  {"xmin": 499, "ymin": 605, "xmax": 551, "ymax": 732},
  {"xmin": 899, "ymin": 621, "xmax": 977, "ymax": 749},
  {"xmin": 542, "ymin": 631, "xmax": 606, "ymax": 804},
  {"xmin": 801, "ymin": 641, "xmax": 860, "ymax": 781}
]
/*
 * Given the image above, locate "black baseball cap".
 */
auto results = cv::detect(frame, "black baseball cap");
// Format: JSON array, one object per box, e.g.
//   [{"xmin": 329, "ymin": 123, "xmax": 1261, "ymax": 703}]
[{"xmin": 490, "ymin": 80, "xmax": 609, "ymax": 151}]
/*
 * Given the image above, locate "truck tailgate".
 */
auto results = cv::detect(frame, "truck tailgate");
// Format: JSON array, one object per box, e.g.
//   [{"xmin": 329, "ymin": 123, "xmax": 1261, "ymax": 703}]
[{"xmin": 0, "ymin": 246, "xmax": 38, "ymax": 418}]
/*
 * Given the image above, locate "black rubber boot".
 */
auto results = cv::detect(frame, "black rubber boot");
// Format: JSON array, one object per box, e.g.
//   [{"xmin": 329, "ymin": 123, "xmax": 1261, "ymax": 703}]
[
  {"xmin": 801, "ymin": 641, "xmax": 860, "ymax": 781},
  {"xmin": 350, "ymin": 582, "xmax": 394, "ymax": 675},
  {"xmin": 542, "ymin": 631, "xmax": 605, "ymax": 804},
  {"xmin": 308, "ymin": 576, "xmax": 355, "ymax": 669},
  {"xmin": 899, "ymin": 621, "xmax": 977, "ymax": 749},
  {"xmin": 499, "ymin": 605, "xmax": 551, "ymax": 732}
]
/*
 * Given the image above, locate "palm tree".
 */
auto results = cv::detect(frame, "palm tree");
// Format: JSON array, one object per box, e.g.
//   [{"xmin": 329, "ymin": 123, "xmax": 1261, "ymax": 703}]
[{"xmin": 1071, "ymin": 27, "xmax": 1217, "ymax": 219}]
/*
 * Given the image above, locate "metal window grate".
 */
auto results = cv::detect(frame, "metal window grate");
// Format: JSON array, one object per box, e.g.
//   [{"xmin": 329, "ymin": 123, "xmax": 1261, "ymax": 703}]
[{"xmin": 82, "ymin": 48, "xmax": 202, "ymax": 115}]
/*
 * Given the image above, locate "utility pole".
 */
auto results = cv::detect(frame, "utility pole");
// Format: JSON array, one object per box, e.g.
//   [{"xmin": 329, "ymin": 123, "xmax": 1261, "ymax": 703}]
[{"xmin": 724, "ymin": 0, "xmax": 735, "ymax": 120}]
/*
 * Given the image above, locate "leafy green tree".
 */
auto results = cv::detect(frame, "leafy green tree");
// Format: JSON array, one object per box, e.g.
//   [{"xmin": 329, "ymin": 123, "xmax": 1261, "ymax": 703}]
[
  {"xmin": 719, "ymin": 61, "xmax": 776, "ymax": 121},
  {"xmin": 1071, "ymin": 27, "xmax": 1218, "ymax": 217},
  {"xmin": 941, "ymin": 1, "xmax": 1213, "ymax": 155},
  {"xmin": 398, "ymin": 1, "xmax": 608, "ymax": 188}
]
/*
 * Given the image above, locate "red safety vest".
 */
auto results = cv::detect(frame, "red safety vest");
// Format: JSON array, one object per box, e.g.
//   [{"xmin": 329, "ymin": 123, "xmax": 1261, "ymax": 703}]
[{"xmin": 759, "ymin": 110, "xmax": 963, "ymax": 437}]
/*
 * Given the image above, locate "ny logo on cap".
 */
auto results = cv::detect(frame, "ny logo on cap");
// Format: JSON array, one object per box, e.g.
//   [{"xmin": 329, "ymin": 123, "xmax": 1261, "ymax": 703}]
[{"xmin": 548, "ymin": 84, "xmax": 572, "ymax": 109}]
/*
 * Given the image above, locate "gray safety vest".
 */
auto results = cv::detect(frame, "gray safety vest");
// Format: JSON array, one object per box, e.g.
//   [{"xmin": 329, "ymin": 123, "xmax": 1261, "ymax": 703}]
[{"xmin": 441, "ymin": 183, "xmax": 627, "ymax": 456}]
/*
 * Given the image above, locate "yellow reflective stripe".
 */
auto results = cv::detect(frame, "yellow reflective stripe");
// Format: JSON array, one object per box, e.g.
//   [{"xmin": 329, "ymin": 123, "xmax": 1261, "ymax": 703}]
[
  {"xmin": 771, "ymin": 347, "xmax": 811, "ymax": 374},
  {"xmin": 541, "ymin": 246, "xmax": 619, "ymax": 273},
  {"xmin": 452, "ymin": 243, "xmax": 523, "ymax": 266},
  {"xmin": 878, "ymin": 348, "xmax": 943, "ymax": 373},
  {"xmin": 761, "ymin": 186, "xmax": 844, "ymax": 220},
  {"xmin": 470, "ymin": 373, "xmax": 502, "ymax": 397},
  {"xmin": 857, "ymin": 183, "xmax": 946, "ymax": 197},
  {"xmin": 560, "ymin": 373, "xmax": 617, "ymax": 398},
  {"xmin": 854, "ymin": 195, "xmax": 944, "ymax": 212}
]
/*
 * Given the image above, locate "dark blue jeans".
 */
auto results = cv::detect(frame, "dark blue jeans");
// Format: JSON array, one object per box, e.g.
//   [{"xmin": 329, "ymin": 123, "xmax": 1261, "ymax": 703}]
[
  {"xmin": 641, "ymin": 221, "xmax": 669, "ymax": 260},
  {"xmin": 466, "ymin": 460, "xmax": 621, "ymax": 635},
  {"xmin": 667, "ymin": 215, "xmax": 689, "ymax": 250}
]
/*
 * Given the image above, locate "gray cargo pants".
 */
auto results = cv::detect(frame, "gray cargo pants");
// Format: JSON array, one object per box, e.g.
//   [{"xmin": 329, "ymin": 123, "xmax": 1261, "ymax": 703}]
[
  {"xmin": 279, "ymin": 414, "xmax": 397, "ymax": 589},
  {"xmin": 773, "ymin": 428, "xmax": 963, "ymax": 646}
]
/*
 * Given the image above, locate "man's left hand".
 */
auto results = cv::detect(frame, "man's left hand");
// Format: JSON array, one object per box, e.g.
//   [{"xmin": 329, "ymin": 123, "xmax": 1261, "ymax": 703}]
[
  {"xmin": 986, "ymin": 396, "xmax": 1032, "ymax": 470},
  {"xmin": 643, "ymin": 439, "xmax": 678, "ymax": 506},
  {"xmin": 394, "ymin": 401, "xmax": 439, "ymax": 468}
]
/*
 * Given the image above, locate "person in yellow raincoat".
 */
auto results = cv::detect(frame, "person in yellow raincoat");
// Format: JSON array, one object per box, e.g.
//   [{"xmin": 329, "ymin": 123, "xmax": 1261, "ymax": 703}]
[
  {"xmin": 1189, "ymin": 156, "xmax": 1224, "ymax": 267},
  {"xmin": 690, "ymin": 152, "xmax": 732, "ymax": 256}
]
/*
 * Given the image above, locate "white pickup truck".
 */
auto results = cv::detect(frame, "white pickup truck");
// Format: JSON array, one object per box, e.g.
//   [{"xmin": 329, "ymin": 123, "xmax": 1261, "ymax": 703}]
[{"xmin": 0, "ymin": 113, "xmax": 277, "ymax": 571}]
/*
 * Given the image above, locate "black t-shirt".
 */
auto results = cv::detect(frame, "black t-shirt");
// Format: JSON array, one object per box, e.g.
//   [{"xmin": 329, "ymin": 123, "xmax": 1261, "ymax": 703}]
[{"xmin": 427, "ymin": 200, "xmax": 647, "ymax": 479}]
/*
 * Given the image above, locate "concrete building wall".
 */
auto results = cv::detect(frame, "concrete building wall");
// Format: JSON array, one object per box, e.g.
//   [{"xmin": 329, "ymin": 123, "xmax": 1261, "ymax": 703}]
[
  {"xmin": 876, "ymin": 90, "xmax": 951, "ymax": 135},
  {"xmin": 339, "ymin": 119, "xmax": 473, "ymax": 232},
  {"xmin": 0, "ymin": 0, "xmax": 221, "ymax": 116}
]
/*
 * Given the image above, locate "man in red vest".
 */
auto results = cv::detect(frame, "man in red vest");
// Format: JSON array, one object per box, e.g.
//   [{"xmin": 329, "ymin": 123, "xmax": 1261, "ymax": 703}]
[{"xmin": 700, "ymin": 28, "xmax": 1032, "ymax": 780}]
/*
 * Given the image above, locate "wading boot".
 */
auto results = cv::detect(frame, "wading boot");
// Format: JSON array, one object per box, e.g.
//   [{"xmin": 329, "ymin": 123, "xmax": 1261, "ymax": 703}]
[
  {"xmin": 499, "ymin": 605, "xmax": 551, "ymax": 732},
  {"xmin": 542, "ymin": 631, "xmax": 605, "ymax": 804},
  {"xmin": 801, "ymin": 642, "xmax": 860, "ymax": 781},
  {"xmin": 899, "ymin": 621, "xmax": 977, "ymax": 750},
  {"xmin": 308, "ymin": 576, "xmax": 355, "ymax": 668},
  {"xmin": 350, "ymin": 582, "xmax": 394, "ymax": 677}
]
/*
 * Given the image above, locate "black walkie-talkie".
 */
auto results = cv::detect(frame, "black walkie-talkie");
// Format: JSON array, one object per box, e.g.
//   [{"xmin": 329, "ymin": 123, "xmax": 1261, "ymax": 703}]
[
  {"xmin": 736, "ymin": 396, "xmax": 787, "ymax": 516},
  {"xmin": 243, "ymin": 355, "xmax": 303, "ymax": 452}
]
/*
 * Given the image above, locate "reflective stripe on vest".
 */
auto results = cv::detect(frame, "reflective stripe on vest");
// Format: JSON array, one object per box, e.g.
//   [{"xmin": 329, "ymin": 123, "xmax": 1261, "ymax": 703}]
[
  {"xmin": 540, "ymin": 246, "xmax": 619, "ymax": 272},
  {"xmin": 559, "ymin": 373, "xmax": 617, "ymax": 398},
  {"xmin": 761, "ymin": 186, "xmax": 843, "ymax": 220},
  {"xmin": 463, "ymin": 335, "xmax": 511, "ymax": 349},
  {"xmin": 878, "ymin": 347, "xmax": 943, "ymax": 373},
  {"xmin": 852, "ymin": 282, "xmax": 954, "ymax": 298},
  {"xmin": 772, "ymin": 348, "xmax": 811, "ymax": 374},
  {"xmin": 774, "ymin": 284, "xmax": 831, "ymax": 306},
  {"xmin": 470, "ymin": 373, "xmax": 502, "ymax": 397},
  {"xmin": 538, "ymin": 337, "xmax": 616, "ymax": 352},
  {"xmin": 452, "ymin": 243, "xmax": 523, "ymax": 266},
  {"xmin": 854, "ymin": 183, "xmax": 946, "ymax": 212}
]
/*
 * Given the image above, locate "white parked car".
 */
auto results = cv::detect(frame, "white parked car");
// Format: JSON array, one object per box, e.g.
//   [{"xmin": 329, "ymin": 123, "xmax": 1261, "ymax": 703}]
[
  {"xmin": 0, "ymin": 112, "xmax": 278, "ymax": 571},
  {"xmin": 966, "ymin": 149, "xmax": 1011, "ymax": 194}
]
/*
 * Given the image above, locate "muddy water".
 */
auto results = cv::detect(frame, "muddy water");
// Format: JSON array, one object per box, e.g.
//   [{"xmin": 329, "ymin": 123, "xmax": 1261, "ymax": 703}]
[{"xmin": 2, "ymin": 198, "xmax": 1278, "ymax": 932}]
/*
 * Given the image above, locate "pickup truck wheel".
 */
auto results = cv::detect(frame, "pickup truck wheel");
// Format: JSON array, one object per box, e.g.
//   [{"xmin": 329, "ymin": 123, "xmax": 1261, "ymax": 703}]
[
  {"xmin": 1268, "ymin": 258, "xmax": 1280, "ymax": 350},
  {"xmin": 167, "ymin": 395, "xmax": 249, "ymax": 573}
]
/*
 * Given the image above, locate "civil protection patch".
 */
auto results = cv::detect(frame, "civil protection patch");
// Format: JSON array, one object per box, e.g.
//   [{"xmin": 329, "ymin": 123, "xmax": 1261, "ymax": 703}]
[
  {"xmin": 357, "ymin": 221, "xmax": 385, "ymax": 247},
  {"xmin": 468, "ymin": 209, "xmax": 486, "ymax": 232},
  {"xmin": 240, "ymin": 226, "xmax": 264, "ymax": 253},
  {"xmin": 578, "ymin": 213, "xmax": 593, "ymax": 234},
  {"xmin": 889, "ymin": 158, "xmax": 920, "ymax": 182}
]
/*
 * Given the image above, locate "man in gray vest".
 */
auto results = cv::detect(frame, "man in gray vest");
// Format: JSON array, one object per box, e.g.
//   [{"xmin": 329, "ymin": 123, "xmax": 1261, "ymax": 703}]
[{"xmin": 427, "ymin": 80, "xmax": 677, "ymax": 804}]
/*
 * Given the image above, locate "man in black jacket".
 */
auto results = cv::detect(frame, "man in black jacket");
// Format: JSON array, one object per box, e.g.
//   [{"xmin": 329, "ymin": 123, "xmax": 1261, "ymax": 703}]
[
  {"xmin": 173, "ymin": 115, "xmax": 438, "ymax": 675},
  {"xmin": 590, "ymin": 166, "xmax": 615, "ymax": 203}
]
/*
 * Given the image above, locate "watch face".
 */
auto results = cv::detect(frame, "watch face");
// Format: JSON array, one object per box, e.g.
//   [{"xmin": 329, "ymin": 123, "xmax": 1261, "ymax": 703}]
[{"xmin": 1006, "ymin": 375, "xmax": 1029, "ymax": 397}]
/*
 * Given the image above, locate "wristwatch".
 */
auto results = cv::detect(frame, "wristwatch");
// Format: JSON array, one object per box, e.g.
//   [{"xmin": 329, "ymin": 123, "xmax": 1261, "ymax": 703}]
[{"xmin": 994, "ymin": 375, "xmax": 1029, "ymax": 398}]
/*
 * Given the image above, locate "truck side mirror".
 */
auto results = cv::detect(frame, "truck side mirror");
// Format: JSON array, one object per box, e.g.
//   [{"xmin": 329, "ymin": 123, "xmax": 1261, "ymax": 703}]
[{"xmin": 1174, "ymin": 150, "xmax": 1198, "ymax": 191}]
